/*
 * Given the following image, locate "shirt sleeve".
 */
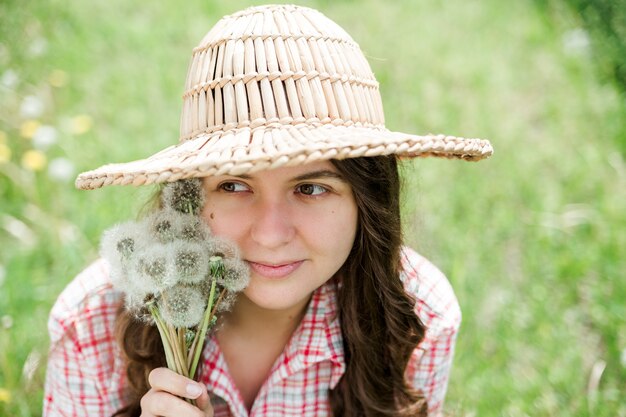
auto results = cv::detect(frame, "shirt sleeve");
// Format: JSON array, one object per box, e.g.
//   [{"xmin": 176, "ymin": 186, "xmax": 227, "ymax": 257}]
[
  {"xmin": 400, "ymin": 247, "xmax": 462, "ymax": 417},
  {"xmin": 43, "ymin": 260, "xmax": 124, "ymax": 417}
]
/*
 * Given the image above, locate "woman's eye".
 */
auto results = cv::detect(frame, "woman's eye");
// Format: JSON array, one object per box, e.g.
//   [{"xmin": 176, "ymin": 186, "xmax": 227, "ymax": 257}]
[
  {"xmin": 297, "ymin": 183, "xmax": 327, "ymax": 196},
  {"xmin": 219, "ymin": 182, "xmax": 249, "ymax": 192}
]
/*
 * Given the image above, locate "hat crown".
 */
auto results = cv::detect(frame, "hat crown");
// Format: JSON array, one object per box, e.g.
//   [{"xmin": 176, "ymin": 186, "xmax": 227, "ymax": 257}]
[{"xmin": 179, "ymin": 4, "xmax": 385, "ymax": 141}]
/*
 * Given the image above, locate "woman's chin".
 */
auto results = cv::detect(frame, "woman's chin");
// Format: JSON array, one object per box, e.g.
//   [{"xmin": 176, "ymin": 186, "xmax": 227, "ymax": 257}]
[{"xmin": 240, "ymin": 284, "xmax": 312, "ymax": 314}]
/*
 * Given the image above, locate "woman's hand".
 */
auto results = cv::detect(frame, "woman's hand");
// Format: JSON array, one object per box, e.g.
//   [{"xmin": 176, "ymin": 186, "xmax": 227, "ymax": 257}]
[{"xmin": 140, "ymin": 367, "xmax": 214, "ymax": 417}]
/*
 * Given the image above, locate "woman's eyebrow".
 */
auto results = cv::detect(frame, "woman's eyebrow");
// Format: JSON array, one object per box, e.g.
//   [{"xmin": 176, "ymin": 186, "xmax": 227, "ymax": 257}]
[
  {"xmin": 230, "ymin": 170, "xmax": 345, "ymax": 182},
  {"xmin": 291, "ymin": 170, "xmax": 346, "ymax": 182}
]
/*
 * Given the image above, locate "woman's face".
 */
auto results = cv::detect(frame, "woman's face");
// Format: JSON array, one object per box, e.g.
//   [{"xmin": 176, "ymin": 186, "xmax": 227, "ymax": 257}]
[{"xmin": 201, "ymin": 161, "xmax": 358, "ymax": 314}]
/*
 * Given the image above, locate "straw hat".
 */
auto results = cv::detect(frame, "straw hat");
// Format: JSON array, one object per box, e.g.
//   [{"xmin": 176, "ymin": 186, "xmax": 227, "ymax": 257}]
[{"xmin": 75, "ymin": 4, "xmax": 493, "ymax": 190}]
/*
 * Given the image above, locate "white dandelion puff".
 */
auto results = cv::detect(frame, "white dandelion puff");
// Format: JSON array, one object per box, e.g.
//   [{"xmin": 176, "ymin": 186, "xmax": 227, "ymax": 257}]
[
  {"xmin": 100, "ymin": 221, "xmax": 147, "ymax": 290},
  {"xmin": 162, "ymin": 179, "xmax": 205, "ymax": 215},
  {"xmin": 159, "ymin": 286, "xmax": 206, "ymax": 328},
  {"xmin": 206, "ymin": 236, "xmax": 239, "ymax": 259},
  {"xmin": 146, "ymin": 210, "xmax": 178, "ymax": 243},
  {"xmin": 177, "ymin": 215, "xmax": 211, "ymax": 242},
  {"xmin": 148, "ymin": 208, "xmax": 211, "ymax": 243},
  {"xmin": 123, "ymin": 293, "xmax": 154, "ymax": 324},
  {"xmin": 172, "ymin": 240, "xmax": 209, "ymax": 285},
  {"xmin": 220, "ymin": 258, "xmax": 250, "ymax": 292},
  {"xmin": 130, "ymin": 244, "xmax": 178, "ymax": 293}
]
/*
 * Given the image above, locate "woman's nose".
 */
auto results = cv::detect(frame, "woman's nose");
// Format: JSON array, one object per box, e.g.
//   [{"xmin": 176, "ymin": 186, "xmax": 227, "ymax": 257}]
[{"xmin": 250, "ymin": 198, "xmax": 296, "ymax": 249}]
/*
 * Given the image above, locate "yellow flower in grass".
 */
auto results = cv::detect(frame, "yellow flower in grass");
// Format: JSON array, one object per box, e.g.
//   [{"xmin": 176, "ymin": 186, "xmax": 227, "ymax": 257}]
[
  {"xmin": 0, "ymin": 388, "xmax": 10, "ymax": 403},
  {"xmin": 49, "ymin": 70, "xmax": 68, "ymax": 87},
  {"xmin": 71, "ymin": 115, "xmax": 93, "ymax": 135},
  {"xmin": 21, "ymin": 149, "xmax": 47, "ymax": 171},
  {"xmin": 0, "ymin": 143, "xmax": 11, "ymax": 163},
  {"xmin": 20, "ymin": 120, "xmax": 41, "ymax": 139}
]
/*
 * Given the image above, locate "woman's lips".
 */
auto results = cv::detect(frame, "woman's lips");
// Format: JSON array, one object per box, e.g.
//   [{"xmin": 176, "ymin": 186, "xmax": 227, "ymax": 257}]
[{"xmin": 247, "ymin": 260, "xmax": 304, "ymax": 279}]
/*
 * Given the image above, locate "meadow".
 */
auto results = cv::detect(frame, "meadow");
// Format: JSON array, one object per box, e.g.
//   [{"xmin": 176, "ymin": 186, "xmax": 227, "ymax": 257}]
[{"xmin": 0, "ymin": 0, "xmax": 624, "ymax": 416}]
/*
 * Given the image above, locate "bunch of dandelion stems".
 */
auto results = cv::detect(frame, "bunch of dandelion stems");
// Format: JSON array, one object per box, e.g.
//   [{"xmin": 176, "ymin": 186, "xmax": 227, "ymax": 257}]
[{"xmin": 147, "ymin": 201, "xmax": 226, "ymax": 386}]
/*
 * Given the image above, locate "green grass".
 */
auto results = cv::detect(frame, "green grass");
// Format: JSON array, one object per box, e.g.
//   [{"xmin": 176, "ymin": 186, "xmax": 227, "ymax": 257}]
[{"xmin": 1, "ymin": 0, "xmax": 624, "ymax": 416}]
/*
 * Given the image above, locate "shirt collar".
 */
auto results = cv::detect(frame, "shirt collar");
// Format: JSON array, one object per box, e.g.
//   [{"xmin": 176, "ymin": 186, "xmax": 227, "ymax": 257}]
[
  {"xmin": 201, "ymin": 280, "xmax": 346, "ymax": 414},
  {"xmin": 257, "ymin": 279, "xmax": 345, "ymax": 392}
]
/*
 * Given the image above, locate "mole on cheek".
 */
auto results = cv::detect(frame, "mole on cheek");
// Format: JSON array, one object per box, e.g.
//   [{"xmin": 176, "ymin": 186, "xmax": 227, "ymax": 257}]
[{"xmin": 210, "ymin": 212, "xmax": 215, "ymax": 219}]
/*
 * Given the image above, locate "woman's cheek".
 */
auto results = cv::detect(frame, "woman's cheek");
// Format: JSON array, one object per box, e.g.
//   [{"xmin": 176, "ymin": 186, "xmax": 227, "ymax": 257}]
[{"xmin": 204, "ymin": 205, "xmax": 248, "ymax": 241}]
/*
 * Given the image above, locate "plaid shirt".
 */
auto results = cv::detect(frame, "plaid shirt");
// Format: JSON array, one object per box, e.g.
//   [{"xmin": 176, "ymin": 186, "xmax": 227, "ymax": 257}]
[{"xmin": 44, "ymin": 247, "xmax": 461, "ymax": 417}]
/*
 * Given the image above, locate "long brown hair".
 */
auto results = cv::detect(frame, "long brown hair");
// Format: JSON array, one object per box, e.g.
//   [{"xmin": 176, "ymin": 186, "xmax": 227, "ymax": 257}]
[
  {"xmin": 329, "ymin": 156, "xmax": 427, "ymax": 416},
  {"xmin": 113, "ymin": 155, "xmax": 427, "ymax": 416}
]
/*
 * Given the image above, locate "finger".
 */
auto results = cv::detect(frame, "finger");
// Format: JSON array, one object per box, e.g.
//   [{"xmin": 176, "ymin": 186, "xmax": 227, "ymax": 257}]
[
  {"xmin": 140, "ymin": 388, "xmax": 205, "ymax": 417},
  {"xmin": 148, "ymin": 367, "xmax": 205, "ymax": 400},
  {"xmin": 194, "ymin": 386, "xmax": 214, "ymax": 415}
]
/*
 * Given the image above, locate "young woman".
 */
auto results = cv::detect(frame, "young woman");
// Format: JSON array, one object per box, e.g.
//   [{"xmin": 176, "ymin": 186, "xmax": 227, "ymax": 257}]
[{"xmin": 44, "ymin": 4, "xmax": 492, "ymax": 417}]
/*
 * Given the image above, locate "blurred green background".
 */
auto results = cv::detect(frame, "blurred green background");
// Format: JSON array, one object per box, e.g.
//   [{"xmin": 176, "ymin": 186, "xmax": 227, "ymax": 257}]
[{"xmin": 1, "ymin": 0, "xmax": 624, "ymax": 416}]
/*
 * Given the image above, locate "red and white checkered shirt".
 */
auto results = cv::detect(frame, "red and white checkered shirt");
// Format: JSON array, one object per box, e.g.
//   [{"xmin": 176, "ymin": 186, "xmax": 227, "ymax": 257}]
[{"xmin": 44, "ymin": 247, "xmax": 461, "ymax": 417}]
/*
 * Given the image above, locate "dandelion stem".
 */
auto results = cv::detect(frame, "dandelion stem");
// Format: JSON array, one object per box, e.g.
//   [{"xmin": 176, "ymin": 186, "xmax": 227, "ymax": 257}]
[
  {"xmin": 189, "ymin": 279, "xmax": 217, "ymax": 380},
  {"xmin": 188, "ymin": 286, "xmax": 226, "ymax": 376},
  {"xmin": 210, "ymin": 288, "xmax": 227, "ymax": 317},
  {"xmin": 148, "ymin": 304, "xmax": 176, "ymax": 371},
  {"xmin": 179, "ymin": 328, "xmax": 188, "ymax": 370},
  {"xmin": 168, "ymin": 324, "xmax": 188, "ymax": 377}
]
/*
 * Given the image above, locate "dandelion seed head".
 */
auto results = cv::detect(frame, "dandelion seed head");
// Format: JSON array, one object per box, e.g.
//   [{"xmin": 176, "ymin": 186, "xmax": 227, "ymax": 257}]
[
  {"xmin": 116, "ymin": 237, "xmax": 135, "ymax": 258},
  {"xmin": 221, "ymin": 258, "xmax": 250, "ymax": 292},
  {"xmin": 124, "ymin": 293, "xmax": 154, "ymax": 324},
  {"xmin": 142, "ymin": 257, "xmax": 166, "ymax": 280},
  {"xmin": 124, "ymin": 291, "xmax": 145, "ymax": 312},
  {"xmin": 206, "ymin": 236, "xmax": 239, "ymax": 259},
  {"xmin": 147, "ymin": 211, "xmax": 176, "ymax": 243},
  {"xmin": 101, "ymin": 222, "xmax": 145, "ymax": 261},
  {"xmin": 178, "ymin": 216, "xmax": 211, "ymax": 241},
  {"xmin": 130, "ymin": 245, "xmax": 178, "ymax": 293},
  {"xmin": 145, "ymin": 209, "xmax": 201, "ymax": 243},
  {"xmin": 173, "ymin": 241, "xmax": 209, "ymax": 285},
  {"xmin": 154, "ymin": 218, "xmax": 175, "ymax": 242},
  {"xmin": 108, "ymin": 264, "xmax": 129, "ymax": 291},
  {"xmin": 162, "ymin": 179, "xmax": 205, "ymax": 215},
  {"xmin": 176, "ymin": 251, "xmax": 199, "ymax": 273},
  {"xmin": 159, "ymin": 285, "xmax": 206, "ymax": 328}
]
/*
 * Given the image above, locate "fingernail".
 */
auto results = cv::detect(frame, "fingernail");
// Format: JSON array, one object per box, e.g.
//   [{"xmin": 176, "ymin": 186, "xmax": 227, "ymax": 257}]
[{"xmin": 186, "ymin": 383, "xmax": 202, "ymax": 397}]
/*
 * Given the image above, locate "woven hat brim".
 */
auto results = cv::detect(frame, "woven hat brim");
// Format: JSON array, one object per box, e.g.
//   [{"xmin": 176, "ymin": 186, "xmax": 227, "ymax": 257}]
[{"xmin": 75, "ymin": 124, "xmax": 493, "ymax": 190}]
